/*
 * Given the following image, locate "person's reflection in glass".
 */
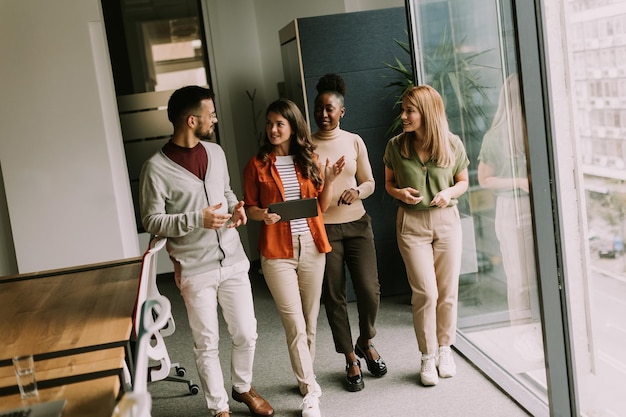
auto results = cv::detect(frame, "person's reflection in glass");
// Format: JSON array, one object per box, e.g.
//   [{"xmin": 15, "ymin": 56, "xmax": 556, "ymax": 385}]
[{"xmin": 477, "ymin": 74, "xmax": 543, "ymax": 362}]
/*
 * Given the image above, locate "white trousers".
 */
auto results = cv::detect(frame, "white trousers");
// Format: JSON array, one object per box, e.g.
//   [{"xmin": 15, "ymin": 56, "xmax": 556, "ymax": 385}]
[{"xmin": 177, "ymin": 259, "xmax": 257, "ymax": 415}]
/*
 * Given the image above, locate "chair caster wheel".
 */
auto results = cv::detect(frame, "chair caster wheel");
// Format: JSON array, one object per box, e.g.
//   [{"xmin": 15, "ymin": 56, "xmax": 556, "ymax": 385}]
[
  {"xmin": 175, "ymin": 366, "xmax": 186, "ymax": 377},
  {"xmin": 190, "ymin": 384, "xmax": 200, "ymax": 395}
]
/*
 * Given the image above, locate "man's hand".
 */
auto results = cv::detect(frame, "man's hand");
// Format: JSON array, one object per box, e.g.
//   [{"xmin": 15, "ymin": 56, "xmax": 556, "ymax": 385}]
[
  {"xmin": 228, "ymin": 201, "xmax": 247, "ymax": 228},
  {"xmin": 202, "ymin": 203, "xmax": 232, "ymax": 229}
]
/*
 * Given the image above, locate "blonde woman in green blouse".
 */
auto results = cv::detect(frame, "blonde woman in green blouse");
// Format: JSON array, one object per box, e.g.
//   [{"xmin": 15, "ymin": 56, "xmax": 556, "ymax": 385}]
[{"xmin": 383, "ymin": 85, "xmax": 469, "ymax": 386}]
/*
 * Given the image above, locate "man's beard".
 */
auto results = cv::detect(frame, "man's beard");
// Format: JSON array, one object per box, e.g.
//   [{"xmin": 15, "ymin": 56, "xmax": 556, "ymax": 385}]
[{"xmin": 195, "ymin": 124, "xmax": 214, "ymax": 141}]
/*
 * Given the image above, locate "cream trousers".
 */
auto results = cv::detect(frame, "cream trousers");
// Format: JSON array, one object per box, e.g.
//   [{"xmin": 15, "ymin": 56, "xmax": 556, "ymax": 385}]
[
  {"xmin": 396, "ymin": 206, "xmax": 462, "ymax": 355},
  {"xmin": 261, "ymin": 232, "xmax": 325, "ymax": 396},
  {"xmin": 177, "ymin": 259, "xmax": 257, "ymax": 415}
]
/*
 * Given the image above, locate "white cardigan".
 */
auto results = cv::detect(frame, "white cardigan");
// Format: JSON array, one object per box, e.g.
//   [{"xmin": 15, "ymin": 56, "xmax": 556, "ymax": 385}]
[{"xmin": 139, "ymin": 141, "xmax": 247, "ymax": 277}]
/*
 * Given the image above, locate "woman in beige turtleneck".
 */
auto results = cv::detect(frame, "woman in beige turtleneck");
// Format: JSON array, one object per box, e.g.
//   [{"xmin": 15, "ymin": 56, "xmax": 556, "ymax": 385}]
[{"xmin": 311, "ymin": 73, "xmax": 387, "ymax": 392}]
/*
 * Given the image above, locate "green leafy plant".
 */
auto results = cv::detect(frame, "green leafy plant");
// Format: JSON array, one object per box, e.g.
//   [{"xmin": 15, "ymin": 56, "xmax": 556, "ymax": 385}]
[
  {"xmin": 384, "ymin": 29, "xmax": 493, "ymax": 141},
  {"xmin": 384, "ymin": 37, "xmax": 414, "ymax": 136},
  {"xmin": 424, "ymin": 29, "xmax": 493, "ymax": 141}
]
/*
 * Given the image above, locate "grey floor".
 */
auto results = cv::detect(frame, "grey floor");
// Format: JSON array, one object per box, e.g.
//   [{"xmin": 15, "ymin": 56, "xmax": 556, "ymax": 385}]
[{"xmin": 148, "ymin": 265, "xmax": 531, "ymax": 417}]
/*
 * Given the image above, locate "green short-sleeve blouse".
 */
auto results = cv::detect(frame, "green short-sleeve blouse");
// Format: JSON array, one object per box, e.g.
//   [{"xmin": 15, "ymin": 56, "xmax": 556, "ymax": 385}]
[{"xmin": 383, "ymin": 132, "xmax": 469, "ymax": 210}]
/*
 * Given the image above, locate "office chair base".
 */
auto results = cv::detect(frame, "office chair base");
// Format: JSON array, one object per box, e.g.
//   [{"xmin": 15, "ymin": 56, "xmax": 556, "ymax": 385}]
[
  {"xmin": 149, "ymin": 364, "xmax": 200, "ymax": 395},
  {"xmin": 165, "ymin": 375, "xmax": 200, "ymax": 395}
]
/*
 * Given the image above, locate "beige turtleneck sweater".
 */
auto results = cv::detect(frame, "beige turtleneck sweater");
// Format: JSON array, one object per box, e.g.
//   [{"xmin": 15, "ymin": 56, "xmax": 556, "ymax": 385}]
[{"xmin": 311, "ymin": 125, "xmax": 375, "ymax": 224}]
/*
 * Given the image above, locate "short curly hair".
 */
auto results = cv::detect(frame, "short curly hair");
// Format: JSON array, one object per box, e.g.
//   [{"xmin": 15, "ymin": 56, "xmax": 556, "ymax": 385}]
[{"xmin": 315, "ymin": 73, "xmax": 346, "ymax": 97}]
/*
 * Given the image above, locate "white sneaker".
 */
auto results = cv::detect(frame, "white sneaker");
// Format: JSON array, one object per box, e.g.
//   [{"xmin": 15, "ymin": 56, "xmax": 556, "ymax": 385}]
[
  {"xmin": 313, "ymin": 381, "xmax": 322, "ymax": 397},
  {"xmin": 420, "ymin": 354, "xmax": 439, "ymax": 386},
  {"xmin": 301, "ymin": 393, "xmax": 321, "ymax": 417},
  {"xmin": 437, "ymin": 346, "xmax": 457, "ymax": 378}
]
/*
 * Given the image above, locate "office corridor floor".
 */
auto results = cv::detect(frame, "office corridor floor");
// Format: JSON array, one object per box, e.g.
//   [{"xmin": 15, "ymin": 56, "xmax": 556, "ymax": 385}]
[{"xmin": 148, "ymin": 268, "xmax": 531, "ymax": 417}]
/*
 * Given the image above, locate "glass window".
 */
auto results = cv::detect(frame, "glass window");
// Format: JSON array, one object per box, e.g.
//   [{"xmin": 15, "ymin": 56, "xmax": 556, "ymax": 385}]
[
  {"xmin": 603, "ymin": 80, "xmax": 611, "ymax": 97},
  {"xmin": 615, "ymin": 16, "xmax": 624, "ymax": 35},
  {"xmin": 600, "ymin": 49, "xmax": 612, "ymax": 67},
  {"xmin": 606, "ymin": 110, "xmax": 615, "ymax": 127},
  {"xmin": 580, "ymin": 108, "xmax": 591, "ymax": 130},
  {"xmin": 407, "ymin": 0, "xmax": 546, "ymax": 413},
  {"xmin": 571, "ymin": 22, "xmax": 584, "ymax": 44},
  {"xmin": 599, "ymin": 18, "xmax": 608, "ymax": 38},
  {"xmin": 617, "ymin": 47, "xmax": 626, "ymax": 67},
  {"xmin": 408, "ymin": 1, "xmax": 626, "ymax": 415},
  {"xmin": 142, "ymin": 17, "xmax": 208, "ymax": 92},
  {"xmin": 589, "ymin": 80, "xmax": 597, "ymax": 97},
  {"xmin": 592, "ymin": 109, "xmax": 603, "ymax": 126},
  {"xmin": 567, "ymin": 7, "xmax": 626, "ymax": 411},
  {"xmin": 586, "ymin": 50, "xmax": 600, "ymax": 74},
  {"xmin": 585, "ymin": 20, "xmax": 598, "ymax": 39},
  {"xmin": 102, "ymin": 1, "xmax": 211, "ymax": 95}
]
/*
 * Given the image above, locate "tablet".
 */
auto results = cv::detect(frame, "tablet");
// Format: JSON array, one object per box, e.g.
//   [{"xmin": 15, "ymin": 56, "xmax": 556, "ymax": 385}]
[{"xmin": 268, "ymin": 198, "xmax": 318, "ymax": 222}]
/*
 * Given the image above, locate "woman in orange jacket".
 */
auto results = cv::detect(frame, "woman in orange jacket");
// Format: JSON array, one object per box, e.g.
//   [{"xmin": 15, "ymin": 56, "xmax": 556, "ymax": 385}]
[{"xmin": 243, "ymin": 99, "xmax": 344, "ymax": 417}]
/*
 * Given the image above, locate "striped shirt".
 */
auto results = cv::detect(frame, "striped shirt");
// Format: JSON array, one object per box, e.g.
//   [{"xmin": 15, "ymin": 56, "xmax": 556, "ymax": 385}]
[{"xmin": 275, "ymin": 156, "xmax": 310, "ymax": 235}]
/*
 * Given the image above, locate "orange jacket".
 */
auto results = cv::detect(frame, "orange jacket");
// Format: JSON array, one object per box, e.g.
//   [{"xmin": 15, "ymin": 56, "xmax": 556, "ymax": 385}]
[{"xmin": 242, "ymin": 153, "xmax": 331, "ymax": 259}]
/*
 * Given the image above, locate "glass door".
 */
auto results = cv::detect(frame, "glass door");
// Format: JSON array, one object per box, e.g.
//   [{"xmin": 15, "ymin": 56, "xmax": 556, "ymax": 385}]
[{"xmin": 406, "ymin": 0, "xmax": 548, "ymax": 413}]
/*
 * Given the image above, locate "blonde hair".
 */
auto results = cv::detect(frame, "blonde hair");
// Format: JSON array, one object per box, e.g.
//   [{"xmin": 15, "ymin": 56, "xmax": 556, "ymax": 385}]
[
  {"xmin": 487, "ymin": 74, "xmax": 526, "ymax": 158},
  {"xmin": 399, "ymin": 85, "xmax": 454, "ymax": 167}
]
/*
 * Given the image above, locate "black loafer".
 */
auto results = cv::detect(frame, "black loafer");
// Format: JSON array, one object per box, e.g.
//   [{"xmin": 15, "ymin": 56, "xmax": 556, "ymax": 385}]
[
  {"xmin": 345, "ymin": 360, "xmax": 365, "ymax": 392},
  {"xmin": 355, "ymin": 343, "xmax": 388, "ymax": 377}
]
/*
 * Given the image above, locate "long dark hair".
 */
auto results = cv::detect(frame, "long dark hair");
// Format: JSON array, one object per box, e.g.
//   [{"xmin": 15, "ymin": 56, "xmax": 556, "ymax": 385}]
[{"xmin": 257, "ymin": 99, "xmax": 323, "ymax": 188}]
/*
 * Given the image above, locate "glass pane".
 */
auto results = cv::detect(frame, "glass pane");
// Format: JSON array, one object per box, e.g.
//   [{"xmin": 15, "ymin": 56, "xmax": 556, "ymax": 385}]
[
  {"xmin": 410, "ymin": 0, "xmax": 547, "ymax": 409},
  {"xmin": 565, "ymin": 1, "xmax": 626, "ymax": 415},
  {"xmin": 102, "ymin": 1, "xmax": 211, "ymax": 95},
  {"xmin": 142, "ymin": 17, "xmax": 208, "ymax": 92}
]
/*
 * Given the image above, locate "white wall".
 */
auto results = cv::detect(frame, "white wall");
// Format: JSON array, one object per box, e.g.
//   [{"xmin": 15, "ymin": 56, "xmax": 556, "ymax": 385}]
[
  {"xmin": 0, "ymin": 0, "xmax": 139, "ymax": 274},
  {"xmin": 0, "ymin": 165, "xmax": 17, "ymax": 274}
]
